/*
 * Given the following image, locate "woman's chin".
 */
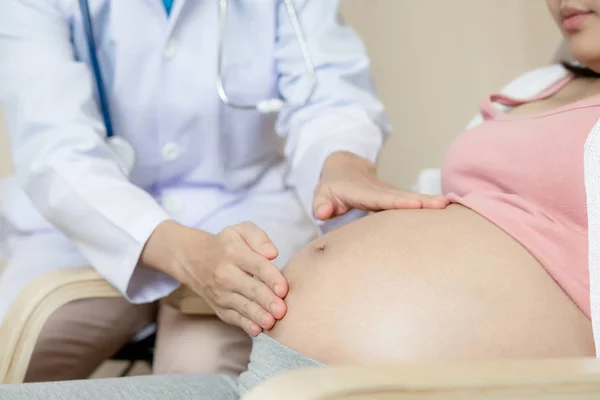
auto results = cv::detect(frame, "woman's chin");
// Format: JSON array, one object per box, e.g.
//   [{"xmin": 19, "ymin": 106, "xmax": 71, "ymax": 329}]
[{"xmin": 568, "ymin": 34, "xmax": 600, "ymax": 70}]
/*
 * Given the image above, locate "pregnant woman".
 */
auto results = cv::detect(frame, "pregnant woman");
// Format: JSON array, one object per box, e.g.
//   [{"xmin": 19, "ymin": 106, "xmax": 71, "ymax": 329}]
[{"xmin": 2, "ymin": 0, "xmax": 600, "ymax": 398}]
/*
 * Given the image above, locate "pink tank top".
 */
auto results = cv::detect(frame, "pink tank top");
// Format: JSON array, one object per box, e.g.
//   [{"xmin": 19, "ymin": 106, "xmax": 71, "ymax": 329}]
[{"xmin": 442, "ymin": 76, "xmax": 598, "ymax": 317}]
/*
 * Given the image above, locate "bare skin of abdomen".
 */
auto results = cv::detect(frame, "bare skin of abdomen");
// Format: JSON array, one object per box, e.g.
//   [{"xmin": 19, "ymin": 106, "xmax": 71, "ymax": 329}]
[{"xmin": 268, "ymin": 205, "xmax": 594, "ymax": 364}]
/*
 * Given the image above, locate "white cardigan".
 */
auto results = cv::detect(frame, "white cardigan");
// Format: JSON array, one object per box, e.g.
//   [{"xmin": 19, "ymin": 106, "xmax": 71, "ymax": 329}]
[{"xmin": 415, "ymin": 64, "xmax": 600, "ymax": 355}]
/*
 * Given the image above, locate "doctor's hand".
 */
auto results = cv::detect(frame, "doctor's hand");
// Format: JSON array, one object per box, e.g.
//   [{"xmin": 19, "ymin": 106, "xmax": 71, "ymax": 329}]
[
  {"xmin": 313, "ymin": 151, "xmax": 449, "ymax": 221},
  {"xmin": 141, "ymin": 221, "xmax": 288, "ymax": 336}
]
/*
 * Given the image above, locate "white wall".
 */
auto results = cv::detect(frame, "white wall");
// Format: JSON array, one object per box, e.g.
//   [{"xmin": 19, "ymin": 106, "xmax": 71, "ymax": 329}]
[{"xmin": 341, "ymin": 0, "xmax": 563, "ymax": 189}]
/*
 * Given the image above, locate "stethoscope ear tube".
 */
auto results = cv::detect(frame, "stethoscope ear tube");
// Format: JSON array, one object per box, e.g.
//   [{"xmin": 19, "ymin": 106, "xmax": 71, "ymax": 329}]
[
  {"xmin": 82, "ymin": 0, "xmax": 318, "ymax": 119},
  {"xmin": 216, "ymin": 0, "xmax": 318, "ymax": 114},
  {"xmin": 78, "ymin": 0, "xmax": 319, "ymax": 172},
  {"xmin": 79, "ymin": 0, "xmax": 136, "ymax": 172},
  {"xmin": 79, "ymin": 0, "xmax": 114, "ymax": 138}
]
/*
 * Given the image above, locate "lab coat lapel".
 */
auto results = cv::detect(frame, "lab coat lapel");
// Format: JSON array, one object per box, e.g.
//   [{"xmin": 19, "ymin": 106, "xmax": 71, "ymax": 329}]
[{"xmin": 164, "ymin": 0, "xmax": 188, "ymax": 37}]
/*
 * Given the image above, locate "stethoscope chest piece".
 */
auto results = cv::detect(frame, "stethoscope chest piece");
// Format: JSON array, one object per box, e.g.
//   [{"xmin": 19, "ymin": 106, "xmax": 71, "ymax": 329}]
[{"xmin": 107, "ymin": 136, "xmax": 136, "ymax": 174}]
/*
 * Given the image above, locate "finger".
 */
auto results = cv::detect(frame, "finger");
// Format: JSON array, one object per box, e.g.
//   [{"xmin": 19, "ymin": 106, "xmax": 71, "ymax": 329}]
[
  {"xmin": 231, "ymin": 264, "xmax": 287, "ymax": 319},
  {"xmin": 346, "ymin": 186, "xmax": 423, "ymax": 212},
  {"xmin": 384, "ymin": 190, "xmax": 453, "ymax": 210},
  {"xmin": 419, "ymin": 195, "xmax": 450, "ymax": 209},
  {"xmin": 312, "ymin": 188, "xmax": 335, "ymax": 220},
  {"xmin": 233, "ymin": 222, "xmax": 279, "ymax": 260},
  {"xmin": 328, "ymin": 201, "xmax": 351, "ymax": 218},
  {"xmin": 222, "ymin": 292, "xmax": 276, "ymax": 330},
  {"xmin": 314, "ymin": 201, "xmax": 334, "ymax": 221},
  {"xmin": 219, "ymin": 309, "xmax": 262, "ymax": 336},
  {"xmin": 394, "ymin": 191, "xmax": 448, "ymax": 209},
  {"xmin": 381, "ymin": 189, "xmax": 429, "ymax": 210},
  {"xmin": 236, "ymin": 251, "xmax": 289, "ymax": 299}
]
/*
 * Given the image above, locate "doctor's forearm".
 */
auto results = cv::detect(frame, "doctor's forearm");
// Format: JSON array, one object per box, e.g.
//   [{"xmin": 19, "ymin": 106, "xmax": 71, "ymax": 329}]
[
  {"xmin": 139, "ymin": 220, "xmax": 204, "ymax": 282},
  {"xmin": 320, "ymin": 151, "xmax": 376, "ymax": 177}
]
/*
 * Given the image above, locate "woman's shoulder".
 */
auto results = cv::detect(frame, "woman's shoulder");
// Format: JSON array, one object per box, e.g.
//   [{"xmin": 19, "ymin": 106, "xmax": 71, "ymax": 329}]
[
  {"xmin": 465, "ymin": 64, "xmax": 569, "ymax": 129},
  {"xmin": 498, "ymin": 64, "xmax": 570, "ymax": 99}
]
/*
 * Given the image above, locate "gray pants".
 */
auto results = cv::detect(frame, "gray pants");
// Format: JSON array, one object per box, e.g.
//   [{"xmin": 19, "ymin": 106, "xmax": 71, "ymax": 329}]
[{"xmin": 0, "ymin": 334, "xmax": 323, "ymax": 399}]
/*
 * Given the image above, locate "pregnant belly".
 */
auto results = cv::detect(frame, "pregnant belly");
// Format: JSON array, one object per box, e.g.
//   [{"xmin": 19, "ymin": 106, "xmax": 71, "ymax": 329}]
[{"xmin": 269, "ymin": 205, "xmax": 594, "ymax": 364}]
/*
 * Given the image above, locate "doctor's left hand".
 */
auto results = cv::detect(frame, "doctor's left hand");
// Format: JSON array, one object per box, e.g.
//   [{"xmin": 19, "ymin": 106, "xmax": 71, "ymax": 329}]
[
  {"xmin": 313, "ymin": 151, "xmax": 449, "ymax": 221},
  {"xmin": 141, "ymin": 221, "xmax": 287, "ymax": 336}
]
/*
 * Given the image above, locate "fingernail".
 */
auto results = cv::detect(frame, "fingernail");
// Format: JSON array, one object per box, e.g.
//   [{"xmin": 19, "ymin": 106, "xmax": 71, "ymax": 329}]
[
  {"xmin": 316, "ymin": 204, "xmax": 328, "ymax": 217},
  {"xmin": 270, "ymin": 302, "xmax": 278, "ymax": 314},
  {"xmin": 273, "ymin": 284, "xmax": 281, "ymax": 296},
  {"xmin": 261, "ymin": 243, "xmax": 276, "ymax": 253}
]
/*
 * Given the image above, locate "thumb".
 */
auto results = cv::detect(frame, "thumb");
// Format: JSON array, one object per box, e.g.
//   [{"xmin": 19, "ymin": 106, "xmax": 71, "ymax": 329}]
[
  {"xmin": 232, "ymin": 222, "xmax": 279, "ymax": 260},
  {"xmin": 312, "ymin": 194, "xmax": 335, "ymax": 221}
]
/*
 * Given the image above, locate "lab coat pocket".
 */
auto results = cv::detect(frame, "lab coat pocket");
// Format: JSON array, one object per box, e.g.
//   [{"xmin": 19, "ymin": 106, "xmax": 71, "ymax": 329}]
[
  {"xmin": 218, "ymin": 58, "xmax": 282, "ymax": 176},
  {"xmin": 220, "ymin": 57, "xmax": 278, "ymax": 106},
  {"xmin": 219, "ymin": 1, "xmax": 278, "ymax": 103}
]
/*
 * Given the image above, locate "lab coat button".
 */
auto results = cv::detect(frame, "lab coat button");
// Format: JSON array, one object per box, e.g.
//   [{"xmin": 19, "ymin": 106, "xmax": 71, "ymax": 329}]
[
  {"xmin": 162, "ymin": 195, "xmax": 183, "ymax": 214},
  {"xmin": 163, "ymin": 39, "xmax": 179, "ymax": 59},
  {"xmin": 161, "ymin": 142, "xmax": 181, "ymax": 161}
]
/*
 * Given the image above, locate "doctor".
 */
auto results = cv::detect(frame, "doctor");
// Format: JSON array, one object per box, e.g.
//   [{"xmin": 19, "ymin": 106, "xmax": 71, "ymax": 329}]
[{"xmin": 0, "ymin": 0, "xmax": 444, "ymax": 381}]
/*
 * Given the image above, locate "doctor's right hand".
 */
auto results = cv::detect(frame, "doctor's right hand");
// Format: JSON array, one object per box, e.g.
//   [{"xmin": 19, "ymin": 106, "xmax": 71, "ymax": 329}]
[{"xmin": 141, "ymin": 220, "xmax": 288, "ymax": 336}]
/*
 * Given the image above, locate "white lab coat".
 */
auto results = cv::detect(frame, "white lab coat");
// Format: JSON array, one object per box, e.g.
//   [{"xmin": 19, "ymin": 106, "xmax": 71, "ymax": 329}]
[
  {"xmin": 413, "ymin": 63, "xmax": 600, "ymax": 355},
  {"xmin": 0, "ymin": 0, "xmax": 390, "ymax": 322}
]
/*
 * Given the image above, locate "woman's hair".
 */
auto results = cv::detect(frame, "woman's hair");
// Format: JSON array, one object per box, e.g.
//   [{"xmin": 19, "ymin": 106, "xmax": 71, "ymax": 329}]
[{"xmin": 561, "ymin": 61, "xmax": 600, "ymax": 78}]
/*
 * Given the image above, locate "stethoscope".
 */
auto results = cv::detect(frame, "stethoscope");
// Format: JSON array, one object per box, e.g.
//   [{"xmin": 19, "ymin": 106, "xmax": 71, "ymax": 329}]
[{"xmin": 78, "ymin": 0, "xmax": 318, "ymax": 172}]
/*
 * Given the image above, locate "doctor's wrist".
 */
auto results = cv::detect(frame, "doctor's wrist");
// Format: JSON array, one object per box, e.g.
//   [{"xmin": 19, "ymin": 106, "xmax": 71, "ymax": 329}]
[
  {"xmin": 140, "ymin": 220, "xmax": 191, "ymax": 281},
  {"xmin": 321, "ymin": 151, "xmax": 375, "ymax": 179}
]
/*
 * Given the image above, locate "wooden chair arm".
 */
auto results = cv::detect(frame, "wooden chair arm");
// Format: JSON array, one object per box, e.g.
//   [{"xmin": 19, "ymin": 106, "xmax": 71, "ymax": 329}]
[
  {"xmin": 0, "ymin": 264, "xmax": 214, "ymax": 384},
  {"xmin": 0, "ymin": 267, "xmax": 121, "ymax": 383},
  {"xmin": 243, "ymin": 357, "xmax": 600, "ymax": 400}
]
